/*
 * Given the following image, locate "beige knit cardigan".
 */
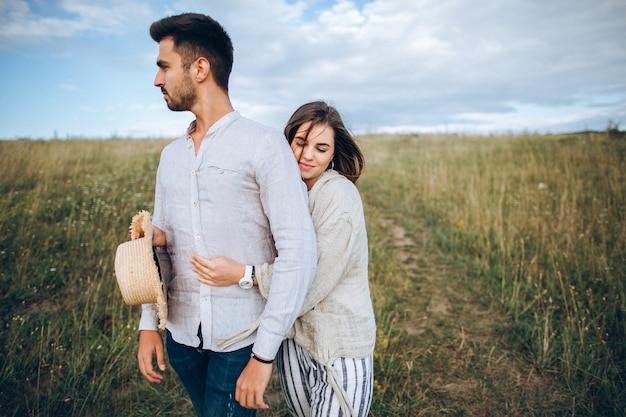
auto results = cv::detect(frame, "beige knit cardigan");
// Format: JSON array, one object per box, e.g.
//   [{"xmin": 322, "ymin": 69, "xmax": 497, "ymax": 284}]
[{"xmin": 218, "ymin": 170, "xmax": 376, "ymax": 416}]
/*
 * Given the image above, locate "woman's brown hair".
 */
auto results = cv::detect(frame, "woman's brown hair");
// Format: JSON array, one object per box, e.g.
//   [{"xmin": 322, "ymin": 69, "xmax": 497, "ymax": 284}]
[{"xmin": 284, "ymin": 101, "xmax": 364, "ymax": 183}]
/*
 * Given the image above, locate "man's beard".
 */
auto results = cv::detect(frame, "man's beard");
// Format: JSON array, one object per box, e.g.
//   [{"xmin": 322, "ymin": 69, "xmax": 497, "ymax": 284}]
[{"xmin": 165, "ymin": 73, "xmax": 196, "ymax": 111}]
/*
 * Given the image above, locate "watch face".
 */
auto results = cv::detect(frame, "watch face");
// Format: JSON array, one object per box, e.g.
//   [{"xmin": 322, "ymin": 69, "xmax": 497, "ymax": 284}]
[{"xmin": 239, "ymin": 278, "xmax": 253, "ymax": 289}]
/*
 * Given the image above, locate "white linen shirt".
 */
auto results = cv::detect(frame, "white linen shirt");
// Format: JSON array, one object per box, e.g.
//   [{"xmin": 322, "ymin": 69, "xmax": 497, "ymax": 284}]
[{"xmin": 138, "ymin": 111, "xmax": 316, "ymax": 359}]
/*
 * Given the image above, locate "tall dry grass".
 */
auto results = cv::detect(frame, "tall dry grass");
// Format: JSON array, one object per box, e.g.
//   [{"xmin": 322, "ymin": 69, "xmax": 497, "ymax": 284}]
[
  {"xmin": 359, "ymin": 132, "xmax": 625, "ymax": 415},
  {"xmin": 0, "ymin": 139, "xmax": 193, "ymax": 416},
  {"xmin": 0, "ymin": 134, "xmax": 624, "ymax": 416}
]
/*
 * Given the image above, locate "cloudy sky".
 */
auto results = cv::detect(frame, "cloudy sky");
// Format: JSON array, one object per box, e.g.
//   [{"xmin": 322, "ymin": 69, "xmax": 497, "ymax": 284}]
[{"xmin": 1, "ymin": 0, "xmax": 625, "ymax": 139}]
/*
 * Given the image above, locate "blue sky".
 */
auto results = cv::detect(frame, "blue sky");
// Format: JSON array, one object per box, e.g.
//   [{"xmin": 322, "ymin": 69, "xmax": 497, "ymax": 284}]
[{"xmin": 1, "ymin": 0, "xmax": 625, "ymax": 139}]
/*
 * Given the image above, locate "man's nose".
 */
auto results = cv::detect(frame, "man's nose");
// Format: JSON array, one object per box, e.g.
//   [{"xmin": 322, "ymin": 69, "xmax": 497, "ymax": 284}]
[{"xmin": 154, "ymin": 71, "xmax": 163, "ymax": 87}]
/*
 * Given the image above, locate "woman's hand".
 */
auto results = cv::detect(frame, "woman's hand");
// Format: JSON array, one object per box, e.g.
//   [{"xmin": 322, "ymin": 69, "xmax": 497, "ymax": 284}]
[{"xmin": 192, "ymin": 255, "xmax": 245, "ymax": 286}]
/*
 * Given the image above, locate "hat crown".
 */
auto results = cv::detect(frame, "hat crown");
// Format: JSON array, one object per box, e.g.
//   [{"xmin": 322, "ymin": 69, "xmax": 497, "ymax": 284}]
[{"xmin": 130, "ymin": 210, "xmax": 154, "ymax": 241}]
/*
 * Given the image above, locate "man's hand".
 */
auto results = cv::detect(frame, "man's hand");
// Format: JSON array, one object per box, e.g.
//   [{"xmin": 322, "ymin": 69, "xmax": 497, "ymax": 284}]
[
  {"xmin": 192, "ymin": 255, "xmax": 244, "ymax": 287},
  {"xmin": 152, "ymin": 226, "xmax": 166, "ymax": 247},
  {"xmin": 235, "ymin": 357, "xmax": 273, "ymax": 409},
  {"xmin": 137, "ymin": 330, "xmax": 166, "ymax": 383}
]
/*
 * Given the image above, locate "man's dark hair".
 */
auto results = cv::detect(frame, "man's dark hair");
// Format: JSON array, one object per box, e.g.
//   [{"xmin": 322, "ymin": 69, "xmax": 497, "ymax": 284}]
[{"xmin": 150, "ymin": 13, "xmax": 234, "ymax": 92}]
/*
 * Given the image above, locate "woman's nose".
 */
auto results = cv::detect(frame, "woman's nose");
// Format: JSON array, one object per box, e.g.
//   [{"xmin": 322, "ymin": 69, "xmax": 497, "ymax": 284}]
[{"xmin": 302, "ymin": 146, "xmax": 314, "ymax": 159}]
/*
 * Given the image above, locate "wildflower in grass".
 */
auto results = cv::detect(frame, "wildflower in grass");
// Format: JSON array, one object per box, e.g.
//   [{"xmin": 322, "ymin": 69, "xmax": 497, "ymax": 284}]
[
  {"xmin": 373, "ymin": 380, "xmax": 382, "ymax": 392},
  {"xmin": 538, "ymin": 182, "xmax": 546, "ymax": 190}
]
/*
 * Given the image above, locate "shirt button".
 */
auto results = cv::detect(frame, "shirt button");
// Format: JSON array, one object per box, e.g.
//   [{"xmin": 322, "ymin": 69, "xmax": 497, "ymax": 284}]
[
  {"xmin": 195, "ymin": 235, "xmax": 201, "ymax": 241},
  {"xmin": 218, "ymin": 169, "xmax": 224, "ymax": 174},
  {"xmin": 192, "ymin": 201, "xmax": 198, "ymax": 206},
  {"xmin": 191, "ymin": 170, "xmax": 197, "ymax": 176}
]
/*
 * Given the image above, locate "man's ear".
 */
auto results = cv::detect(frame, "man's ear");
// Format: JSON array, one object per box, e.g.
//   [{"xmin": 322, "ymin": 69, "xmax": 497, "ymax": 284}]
[{"xmin": 193, "ymin": 57, "xmax": 211, "ymax": 82}]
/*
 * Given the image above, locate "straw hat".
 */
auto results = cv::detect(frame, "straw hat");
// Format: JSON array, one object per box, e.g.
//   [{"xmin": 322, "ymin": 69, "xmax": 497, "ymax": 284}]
[{"xmin": 114, "ymin": 210, "xmax": 167, "ymax": 330}]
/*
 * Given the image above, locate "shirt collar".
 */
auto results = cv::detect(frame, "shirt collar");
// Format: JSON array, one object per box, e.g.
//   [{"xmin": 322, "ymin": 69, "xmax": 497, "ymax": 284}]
[{"xmin": 186, "ymin": 111, "xmax": 241, "ymax": 137}]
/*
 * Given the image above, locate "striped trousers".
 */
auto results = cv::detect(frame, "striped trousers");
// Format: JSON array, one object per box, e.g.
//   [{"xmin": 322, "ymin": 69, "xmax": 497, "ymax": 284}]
[{"xmin": 276, "ymin": 338, "xmax": 374, "ymax": 417}]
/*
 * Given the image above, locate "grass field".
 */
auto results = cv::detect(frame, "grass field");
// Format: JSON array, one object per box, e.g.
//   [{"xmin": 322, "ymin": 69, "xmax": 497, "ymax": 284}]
[{"xmin": 0, "ymin": 132, "xmax": 624, "ymax": 416}]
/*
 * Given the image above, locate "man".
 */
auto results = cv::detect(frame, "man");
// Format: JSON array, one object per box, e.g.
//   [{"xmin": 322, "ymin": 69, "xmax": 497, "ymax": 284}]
[{"xmin": 136, "ymin": 13, "xmax": 317, "ymax": 417}]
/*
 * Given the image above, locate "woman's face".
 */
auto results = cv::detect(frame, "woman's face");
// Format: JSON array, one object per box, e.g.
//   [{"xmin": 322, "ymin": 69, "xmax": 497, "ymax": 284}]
[{"xmin": 290, "ymin": 122, "xmax": 335, "ymax": 190}]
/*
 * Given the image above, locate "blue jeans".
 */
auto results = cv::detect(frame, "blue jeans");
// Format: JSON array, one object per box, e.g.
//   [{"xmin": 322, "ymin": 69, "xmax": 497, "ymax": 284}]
[{"xmin": 166, "ymin": 330, "xmax": 256, "ymax": 417}]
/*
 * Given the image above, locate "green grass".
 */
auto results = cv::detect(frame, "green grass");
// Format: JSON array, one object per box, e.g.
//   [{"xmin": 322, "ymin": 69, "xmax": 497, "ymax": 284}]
[
  {"xmin": 359, "ymin": 132, "xmax": 625, "ymax": 416},
  {"xmin": 0, "ymin": 134, "xmax": 624, "ymax": 416}
]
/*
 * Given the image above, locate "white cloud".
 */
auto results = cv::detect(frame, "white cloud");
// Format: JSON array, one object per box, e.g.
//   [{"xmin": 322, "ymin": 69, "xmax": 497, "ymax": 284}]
[
  {"xmin": 272, "ymin": 0, "xmax": 624, "ymax": 132},
  {"xmin": 148, "ymin": 0, "xmax": 625, "ymax": 133},
  {"xmin": 0, "ymin": 0, "xmax": 155, "ymax": 43}
]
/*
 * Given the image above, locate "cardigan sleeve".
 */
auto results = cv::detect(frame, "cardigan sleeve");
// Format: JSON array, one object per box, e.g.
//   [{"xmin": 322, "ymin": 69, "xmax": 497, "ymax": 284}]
[
  {"xmin": 298, "ymin": 179, "xmax": 358, "ymax": 312},
  {"xmin": 255, "ymin": 263, "xmax": 273, "ymax": 301}
]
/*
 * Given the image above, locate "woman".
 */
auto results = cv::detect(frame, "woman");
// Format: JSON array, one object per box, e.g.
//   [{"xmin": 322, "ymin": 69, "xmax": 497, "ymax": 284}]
[{"xmin": 192, "ymin": 101, "xmax": 376, "ymax": 416}]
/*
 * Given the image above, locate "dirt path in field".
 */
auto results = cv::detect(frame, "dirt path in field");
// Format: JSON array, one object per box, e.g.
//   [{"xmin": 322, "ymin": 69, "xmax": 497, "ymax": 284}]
[{"xmin": 378, "ymin": 217, "xmax": 570, "ymax": 416}]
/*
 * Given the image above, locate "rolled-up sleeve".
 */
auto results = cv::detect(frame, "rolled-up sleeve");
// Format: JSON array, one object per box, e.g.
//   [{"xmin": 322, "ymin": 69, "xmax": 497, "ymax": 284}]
[{"xmin": 251, "ymin": 133, "xmax": 317, "ymax": 359}]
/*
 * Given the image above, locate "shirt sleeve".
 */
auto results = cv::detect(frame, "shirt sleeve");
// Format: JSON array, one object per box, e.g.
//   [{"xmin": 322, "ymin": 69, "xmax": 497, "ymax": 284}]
[
  {"xmin": 138, "ymin": 154, "xmax": 165, "ymax": 332},
  {"xmin": 150, "ymin": 160, "xmax": 166, "ymax": 231},
  {"xmin": 251, "ymin": 133, "xmax": 317, "ymax": 359},
  {"xmin": 138, "ymin": 304, "xmax": 159, "ymax": 331}
]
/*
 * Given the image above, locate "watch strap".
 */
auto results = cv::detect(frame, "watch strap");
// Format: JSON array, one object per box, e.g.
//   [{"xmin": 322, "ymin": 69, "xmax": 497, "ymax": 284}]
[
  {"xmin": 244, "ymin": 265, "xmax": 253, "ymax": 281},
  {"xmin": 239, "ymin": 265, "xmax": 254, "ymax": 289}
]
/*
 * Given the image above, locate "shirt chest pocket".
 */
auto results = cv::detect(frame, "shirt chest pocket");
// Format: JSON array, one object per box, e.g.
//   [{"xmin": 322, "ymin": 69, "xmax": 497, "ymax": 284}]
[{"xmin": 197, "ymin": 165, "xmax": 253, "ymax": 210}]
